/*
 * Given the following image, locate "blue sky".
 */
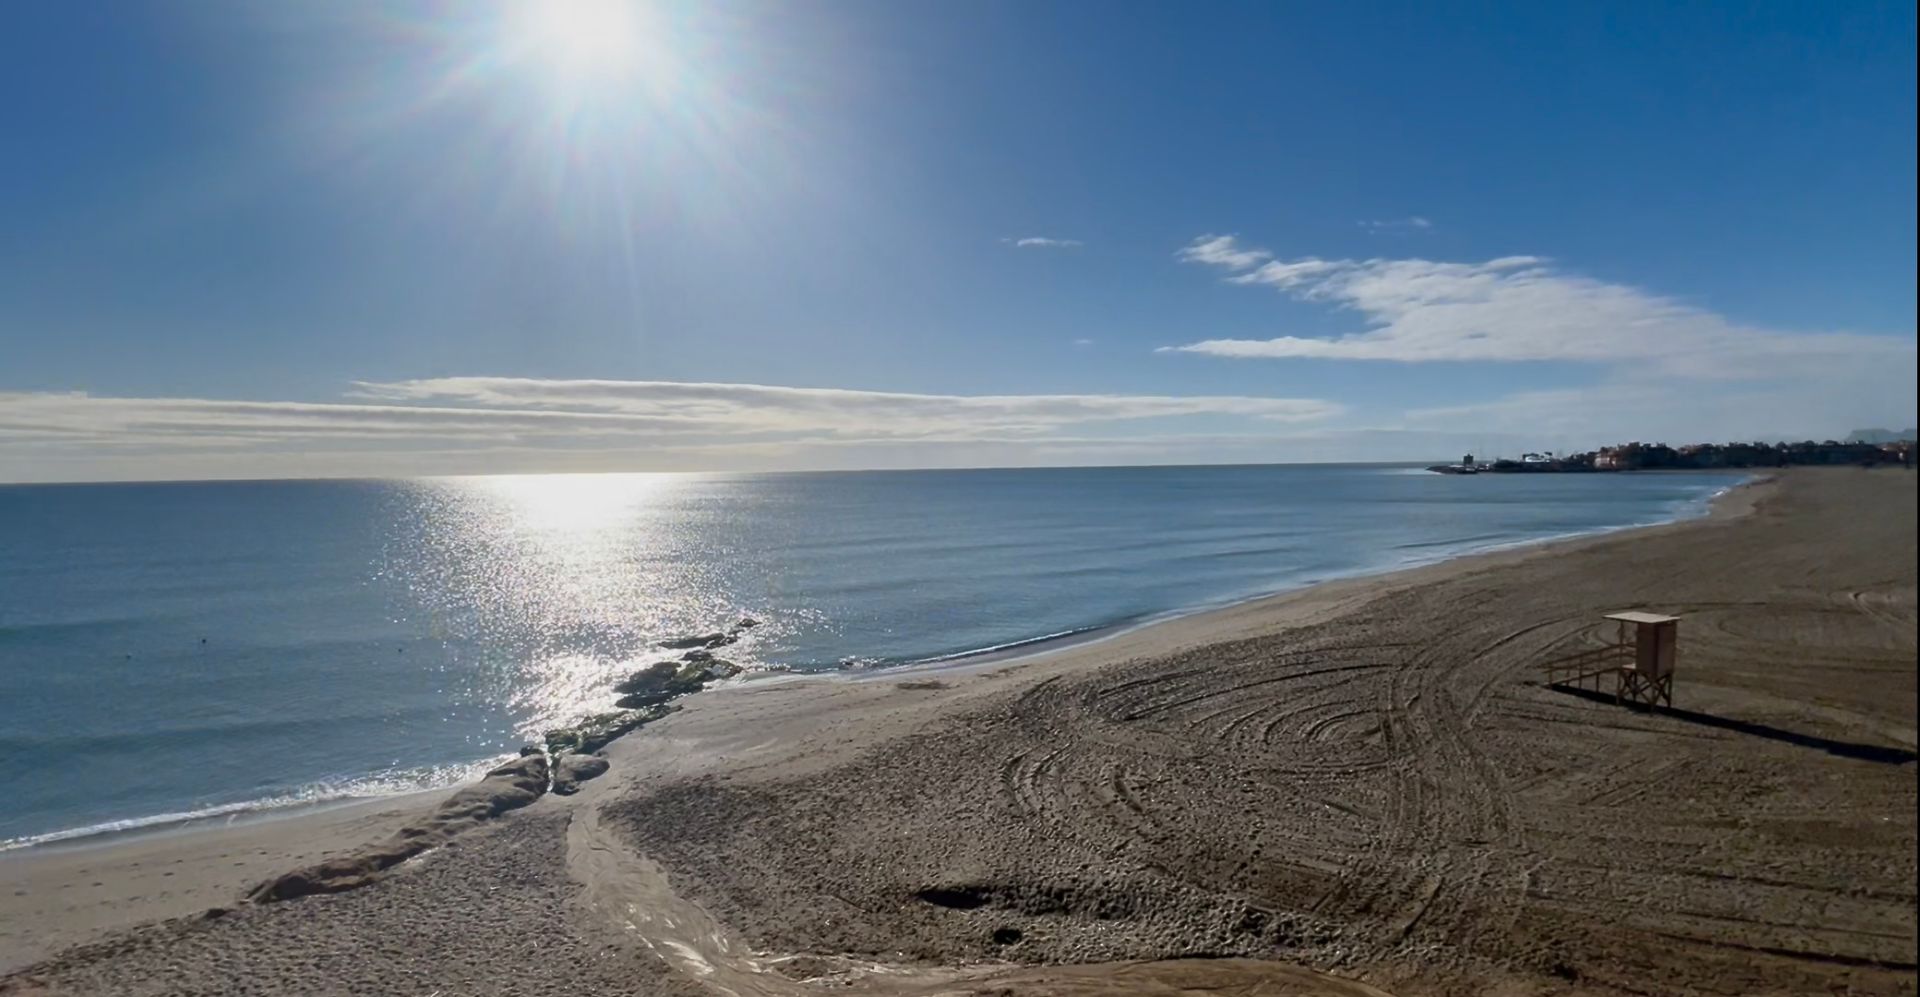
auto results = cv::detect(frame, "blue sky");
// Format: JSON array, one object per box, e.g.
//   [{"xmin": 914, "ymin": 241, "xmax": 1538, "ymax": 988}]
[{"xmin": 1, "ymin": 0, "xmax": 1914, "ymax": 481}]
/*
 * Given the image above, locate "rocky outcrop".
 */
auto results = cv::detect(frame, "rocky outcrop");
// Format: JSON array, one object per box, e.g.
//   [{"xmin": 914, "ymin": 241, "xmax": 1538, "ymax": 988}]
[
  {"xmin": 612, "ymin": 659, "xmax": 739, "ymax": 710},
  {"xmin": 246, "ymin": 753, "xmax": 550, "ymax": 903},
  {"xmin": 658, "ymin": 631, "xmax": 734, "ymax": 650},
  {"xmin": 551, "ymin": 754, "xmax": 611, "ymax": 796},
  {"xmin": 544, "ymin": 704, "xmax": 676, "ymax": 756},
  {"xmin": 241, "ymin": 618, "xmax": 765, "ymax": 906},
  {"xmin": 657, "ymin": 616, "xmax": 760, "ymax": 651},
  {"xmin": 612, "ymin": 663, "xmax": 704, "ymax": 709}
]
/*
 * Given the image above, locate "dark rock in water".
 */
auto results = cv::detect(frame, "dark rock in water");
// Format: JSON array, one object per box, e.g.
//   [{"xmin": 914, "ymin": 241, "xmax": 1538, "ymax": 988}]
[
  {"xmin": 614, "ymin": 661, "xmax": 678, "ymax": 696},
  {"xmin": 658, "ymin": 631, "xmax": 728, "ymax": 650},
  {"xmin": 660, "ymin": 619, "xmax": 754, "ymax": 651},
  {"xmin": 612, "ymin": 658, "xmax": 735, "ymax": 708},
  {"xmin": 247, "ymin": 752, "xmax": 550, "ymax": 903},
  {"xmin": 544, "ymin": 705, "xmax": 675, "ymax": 756},
  {"xmin": 680, "ymin": 648, "xmax": 714, "ymax": 663},
  {"xmin": 613, "ymin": 664, "xmax": 687, "ymax": 706},
  {"xmin": 551, "ymin": 754, "xmax": 611, "ymax": 795},
  {"xmin": 673, "ymin": 658, "xmax": 743, "ymax": 685},
  {"xmin": 517, "ymin": 744, "xmax": 543, "ymax": 757}
]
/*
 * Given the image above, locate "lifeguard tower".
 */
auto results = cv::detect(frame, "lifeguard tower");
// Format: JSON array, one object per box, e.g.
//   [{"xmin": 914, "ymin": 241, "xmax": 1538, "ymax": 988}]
[{"xmin": 1539, "ymin": 611, "xmax": 1677, "ymax": 708}]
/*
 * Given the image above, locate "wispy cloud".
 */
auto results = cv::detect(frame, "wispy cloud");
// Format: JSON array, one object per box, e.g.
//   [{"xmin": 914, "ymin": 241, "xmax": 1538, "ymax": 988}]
[
  {"xmin": 1004, "ymin": 236, "xmax": 1084, "ymax": 249},
  {"xmin": 1358, "ymin": 216, "xmax": 1433, "ymax": 233},
  {"xmin": 0, "ymin": 380, "xmax": 1345, "ymax": 481},
  {"xmin": 0, "ymin": 427, "xmax": 1519, "ymax": 484},
  {"xmin": 349, "ymin": 378, "xmax": 1340, "ymax": 428},
  {"xmin": 1175, "ymin": 234, "xmax": 1271, "ymax": 270},
  {"xmin": 1164, "ymin": 234, "xmax": 1912, "ymax": 378},
  {"xmin": 1163, "ymin": 232, "xmax": 1916, "ymax": 445}
]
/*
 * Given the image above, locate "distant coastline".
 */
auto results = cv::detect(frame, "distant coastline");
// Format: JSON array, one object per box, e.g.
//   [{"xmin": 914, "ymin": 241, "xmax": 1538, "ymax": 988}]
[{"xmin": 1428, "ymin": 436, "xmax": 1916, "ymax": 474}]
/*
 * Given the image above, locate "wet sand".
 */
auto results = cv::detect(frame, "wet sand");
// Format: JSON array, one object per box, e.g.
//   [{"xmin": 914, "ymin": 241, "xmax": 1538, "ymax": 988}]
[{"xmin": 3, "ymin": 468, "xmax": 1914, "ymax": 996}]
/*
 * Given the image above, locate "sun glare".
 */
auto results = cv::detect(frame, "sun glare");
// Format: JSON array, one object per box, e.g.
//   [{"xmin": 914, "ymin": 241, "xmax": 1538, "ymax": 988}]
[
  {"xmin": 331, "ymin": 0, "xmax": 758, "ymax": 237},
  {"xmin": 512, "ymin": 0, "xmax": 647, "ymax": 83},
  {"xmin": 506, "ymin": 0, "xmax": 672, "ymax": 91}
]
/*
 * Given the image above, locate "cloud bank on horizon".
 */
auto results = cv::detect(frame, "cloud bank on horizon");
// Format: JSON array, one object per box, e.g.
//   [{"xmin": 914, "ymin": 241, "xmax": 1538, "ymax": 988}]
[
  {"xmin": 2, "ymin": 237, "xmax": 1911, "ymax": 483},
  {"xmin": 0, "ymin": 380, "xmax": 1359, "ymax": 481}
]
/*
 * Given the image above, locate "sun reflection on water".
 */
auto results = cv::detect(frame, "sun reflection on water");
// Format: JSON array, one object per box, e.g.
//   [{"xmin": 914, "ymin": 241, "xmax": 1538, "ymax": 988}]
[
  {"xmin": 387, "ymin": 472, "xmax": 759, "ymax": 740},
  {"xmin": 477, "ymin": 471, "xmax": 682, "ymax": 537}
]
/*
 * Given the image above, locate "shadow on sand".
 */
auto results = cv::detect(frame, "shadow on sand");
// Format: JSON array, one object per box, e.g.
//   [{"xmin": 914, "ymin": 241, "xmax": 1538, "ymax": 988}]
[{"xmin": 1546, "ymin": 684, "xmax": 1918, "ymax": 765}]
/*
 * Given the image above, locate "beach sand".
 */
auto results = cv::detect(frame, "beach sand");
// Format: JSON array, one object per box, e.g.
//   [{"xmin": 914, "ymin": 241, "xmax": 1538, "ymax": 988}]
[{"xmin": 2, "ymin": 468, "xmax": 1913, "ymax": 996}]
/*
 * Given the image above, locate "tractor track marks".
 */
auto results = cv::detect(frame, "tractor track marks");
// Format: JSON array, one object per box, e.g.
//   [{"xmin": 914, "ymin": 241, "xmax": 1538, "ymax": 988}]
[{"xmin": 599, "ymin": 471, "xmax": 1915, "ymax": 994}]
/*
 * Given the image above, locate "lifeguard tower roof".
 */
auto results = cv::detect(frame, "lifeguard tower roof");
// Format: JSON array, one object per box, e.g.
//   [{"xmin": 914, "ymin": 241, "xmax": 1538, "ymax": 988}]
[{"xmin": 1604, "ymin": 611, "xmax": 1680, "ymax": 625}]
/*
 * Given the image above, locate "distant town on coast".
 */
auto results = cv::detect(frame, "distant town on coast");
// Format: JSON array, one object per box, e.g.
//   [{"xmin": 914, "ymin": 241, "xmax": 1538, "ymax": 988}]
[{"xmin": 1428, "ymin": 429, "xmax": 1919, "ymax": 474}]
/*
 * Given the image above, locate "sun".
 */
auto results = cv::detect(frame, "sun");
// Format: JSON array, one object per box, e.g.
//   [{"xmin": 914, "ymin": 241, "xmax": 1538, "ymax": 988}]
[{"xmin": 513, "ymin": 0, "xmax": 646, "ymax": 82}]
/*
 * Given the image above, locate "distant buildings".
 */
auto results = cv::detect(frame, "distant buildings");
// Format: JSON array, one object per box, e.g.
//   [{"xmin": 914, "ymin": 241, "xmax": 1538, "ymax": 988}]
[
  {"xmin": 1592, "ymin": 440, "xmax": 1909, "ymax": 470},
  {"xmin": 1438, "ymin": 437, "xmax": 1915, "ymax": 475}
]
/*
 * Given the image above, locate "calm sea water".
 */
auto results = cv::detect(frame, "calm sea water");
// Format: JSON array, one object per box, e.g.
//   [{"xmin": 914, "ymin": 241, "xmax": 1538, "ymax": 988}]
[{"xmin": 0, "ymin": 464, "xmax": 1736, "ymax": 845}]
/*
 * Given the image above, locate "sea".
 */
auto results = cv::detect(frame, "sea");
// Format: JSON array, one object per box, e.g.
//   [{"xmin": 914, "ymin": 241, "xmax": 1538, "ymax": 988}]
[{"xmin": 0, "ymin": 464, "xmax": 1738, "ymax": 847}]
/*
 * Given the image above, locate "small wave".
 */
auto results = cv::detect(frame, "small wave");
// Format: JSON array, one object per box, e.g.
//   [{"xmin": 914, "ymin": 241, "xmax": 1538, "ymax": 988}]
[
  {"xmin": 0, "ymin": 616, "xmax": 148, "ymax": 641},
  {"xmin": 784, "ymin": 624, "xmax": 1118, "ymax": 674},
  {"xmin": 901, "ymin": 625, "xmax": 1113, "ymax": 666},
  {"xmin": 1391, "ymin": 532, "xmax": 1512, "ymax": 551},
  {"xmin": 0, "ymin": 756, "xmax": 507, "ymax": 853}
]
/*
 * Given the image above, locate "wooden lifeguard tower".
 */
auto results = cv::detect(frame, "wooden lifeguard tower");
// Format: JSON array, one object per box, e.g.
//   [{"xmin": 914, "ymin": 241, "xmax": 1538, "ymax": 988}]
[{"xmin": 1539, "ymin": 611, "xmax": 1678, "ymax": 708}]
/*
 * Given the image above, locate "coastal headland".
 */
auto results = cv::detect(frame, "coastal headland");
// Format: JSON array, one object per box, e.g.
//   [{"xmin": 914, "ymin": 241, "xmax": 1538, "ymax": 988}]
[{"xmin": 2, "ymin": 468, "xmax": 1914, "ymax": 996}]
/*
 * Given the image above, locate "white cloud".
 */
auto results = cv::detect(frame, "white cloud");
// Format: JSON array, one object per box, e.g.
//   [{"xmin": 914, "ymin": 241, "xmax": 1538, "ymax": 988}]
[
  {"xmin": 1359, "ymin": 216, "xmax": 1433, "ymax": 232},
  {"xmin": 1007, "ymin": 236, "xmax": 1084, "ymax": 249},
  {"xmin": 0, "ymin": 392, "xmax": 715, "ymax": 444},
  {"xmin": 1175, "ymin": 233, "xmax": 1271, "ymax": 270},
  {"xmin": 1072, "ymin": 338, "xmax": 1094, "ymax": 346},
  {"xmin": 1164, "ymin": 232, "xmax": 1916, "ymax": 446},
  {"xmin": 1165, "ymin": 235, "xmax": 1913, "ymax": 379},
  {"xmin": 0, "ymin": 380, "xmax": 1345, "ymax": 481},
  {"xmin": 348, "ymin": 378, "xmax": 1340, "ymax": 428}
]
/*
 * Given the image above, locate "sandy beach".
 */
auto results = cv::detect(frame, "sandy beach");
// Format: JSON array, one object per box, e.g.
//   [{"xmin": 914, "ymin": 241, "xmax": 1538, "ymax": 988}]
[{"xmin": 2, "ymin": 467, "xmax": 1913, "ymax": 996}]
